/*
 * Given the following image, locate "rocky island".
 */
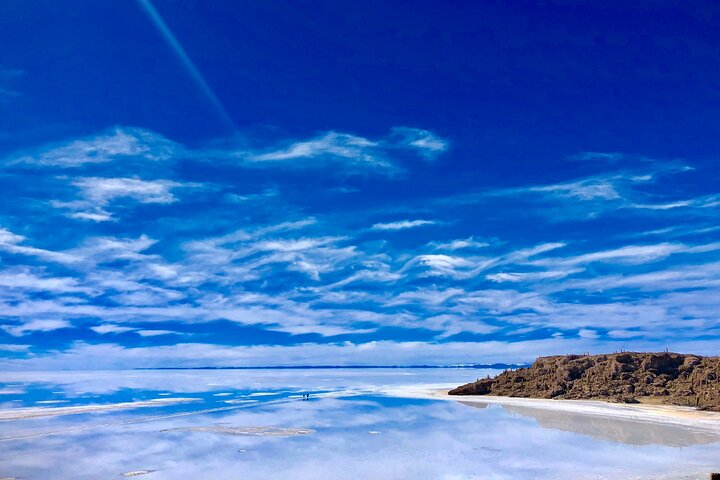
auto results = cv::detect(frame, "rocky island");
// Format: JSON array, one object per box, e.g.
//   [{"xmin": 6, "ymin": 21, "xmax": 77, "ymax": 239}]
[{"xmin": 449, "ymin": 352, "xmax": 720, "ymax": 411}]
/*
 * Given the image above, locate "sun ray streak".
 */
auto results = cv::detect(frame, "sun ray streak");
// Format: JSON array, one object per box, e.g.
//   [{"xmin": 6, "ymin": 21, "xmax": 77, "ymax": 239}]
[{"xmin": 136, "ymin": 0, "xmax": 236, "ymax": 132}]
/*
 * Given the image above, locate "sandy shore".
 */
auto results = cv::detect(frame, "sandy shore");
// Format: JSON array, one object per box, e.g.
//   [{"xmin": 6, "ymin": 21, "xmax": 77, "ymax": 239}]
[{"xmin": 385, "ymin": 385, "xmax": 720, "ymax": 433}]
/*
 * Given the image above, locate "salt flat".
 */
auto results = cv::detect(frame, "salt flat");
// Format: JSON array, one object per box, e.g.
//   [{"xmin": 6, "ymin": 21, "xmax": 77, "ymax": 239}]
[{"xmin": 0, "ymin": 369, "xmax": 718, "ymax": 480}]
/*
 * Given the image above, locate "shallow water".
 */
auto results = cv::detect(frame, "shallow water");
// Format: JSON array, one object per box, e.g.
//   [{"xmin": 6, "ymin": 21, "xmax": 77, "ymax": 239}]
[{"xmin": 0, "ymin": 369, "xmax": 718, "ymax": 479}]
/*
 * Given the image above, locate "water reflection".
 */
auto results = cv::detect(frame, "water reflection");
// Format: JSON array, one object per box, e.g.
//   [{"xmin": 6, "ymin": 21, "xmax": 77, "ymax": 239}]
[
  {"xmin": 460, "ymin": 400, "xmax": 720, "ymax": 447},
  {"xmin": 0, "ymin": 370, "xmax": 718, "ymax": 480}
]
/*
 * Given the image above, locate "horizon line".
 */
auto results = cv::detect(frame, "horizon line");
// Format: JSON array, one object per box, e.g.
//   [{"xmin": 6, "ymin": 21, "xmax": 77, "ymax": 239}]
[{"xmin": 133, "ymin": 363, "xmax": 529, "ymax": 370}]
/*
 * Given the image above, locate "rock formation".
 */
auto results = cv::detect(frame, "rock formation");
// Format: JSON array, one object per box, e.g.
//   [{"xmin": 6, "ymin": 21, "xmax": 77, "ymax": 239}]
[{"xmin": 449, "ymin": 352, "xmax": 720, "ymax": 411}]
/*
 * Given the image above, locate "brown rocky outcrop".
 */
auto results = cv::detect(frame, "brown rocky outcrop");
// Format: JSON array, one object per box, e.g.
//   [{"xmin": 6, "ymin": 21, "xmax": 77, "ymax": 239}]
[{"xmin": 449, "ymin": 352, "xmax": 720, "ymax": 411}]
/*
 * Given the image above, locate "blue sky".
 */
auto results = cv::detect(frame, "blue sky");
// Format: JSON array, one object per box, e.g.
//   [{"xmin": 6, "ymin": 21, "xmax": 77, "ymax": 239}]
[{"xmin": 1, "ymin": 1, "xmax": 720, "ymax": 369}]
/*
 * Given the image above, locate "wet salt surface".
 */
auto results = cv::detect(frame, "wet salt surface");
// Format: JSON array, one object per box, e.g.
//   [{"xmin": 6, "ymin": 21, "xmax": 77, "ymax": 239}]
[{"xmin": 0, "ymin": 368, "xmax": 719, "ymax": 479}]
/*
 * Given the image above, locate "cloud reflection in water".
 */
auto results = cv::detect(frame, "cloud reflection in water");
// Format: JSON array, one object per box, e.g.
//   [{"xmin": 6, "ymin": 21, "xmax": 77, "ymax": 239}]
[{"xmin": 0, "ymin": 369, "xmax": 718, "ymax": 479}]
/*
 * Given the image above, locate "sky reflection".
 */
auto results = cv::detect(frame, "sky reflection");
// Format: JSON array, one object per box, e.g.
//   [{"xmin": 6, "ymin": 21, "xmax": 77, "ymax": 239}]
[{"xmin": 0, "ymin": 369, "xmax": 718, "ymax": 479}]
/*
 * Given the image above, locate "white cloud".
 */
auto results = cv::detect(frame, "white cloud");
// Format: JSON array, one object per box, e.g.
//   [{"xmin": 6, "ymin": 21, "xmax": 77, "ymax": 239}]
[
  {"xmin": 371, "ymin": 219, "xmax": 438, "ymax": 231},
  {"xmin": 527, "ymin": 178, "xmax": 623, "ymax": 201},
  {"xmin": 7, "ymin": 127, "xmax": 177, "ymax": 167},
  {"xmin": 455, "ymin": 290, "xmax": 550, "ymax": 315},
  {"xmin": 629, "ymin": 193, "xmax": 720, "ymax": 211},
  {"xmin": 70, "ymin": 177, "xmax": 182, "ymax": 204},
  {"xmin": 430, "ymin": 238, "xmax": 490, "ymax": 250},
  {"xmin": 1, "ymin": 142, "xmax": 719, "ymax": 349},
  {"xmin": 384, "ymin": 288, "xmax": 465, "ymax": 308},
  {"xmin": 486, "ymin": 269, "xmax": 582, "ymax": 283},
  {"xmin": 436, "ymin": 164, "xmax": 706, "ymax": 221},
  {"xmin": 553, "ymin": 261, "xmax": 720, "ymax": 293},
  {"xmin": 388, "ymin": 127, "xmax": 448, "ymax": 159},
  {"xmin": 434, "ymin": 172, "xmax": 642, "ymax": 207},
  {"xmin": 245, "ymin": 127, "xmax": 448, "ymax": 174},
  {"xmin": 1, "ymin": 228, "xmax": 719, "ymax": 347},
  {"xmin": 0, "ymin": 227, "xmax": 23, "ymax": 245},
  {"xmin": 110, "ymin": 288, "xmax": 183, "ymax": 306},
  {"xmin": 53, "ymin": 177, "xmax": 187, "ymax": 221},
  {"xmin": 401, "ymin": 242, "xmax": 566, "ymax": 281},
  {"xmin": 2, "ymin": 319, "xmax": 71, "ymax": 337},
  {"xmin": 630, "ymin": 201, "xmax": 694, "ymax": 210},
  {"xmin": 507, "ymin": 166, "xmax": 707, "ymax": 218},
  {"xmin": 537, "ymin": 242, "xmax": 720, "ymax": 267},
  {"xmin": 70, "ymin": 235, "xmax": 158, "ymax": 264},
  {"xmin": 607, "ymin": 329, "xmax": 643, "ymax": 339},
  {"xmin": 0, "ymin": 269, "xmax": 89, "ymax": 293},
  {"xmin": 252, "ymin": 237, "xmax": 344, "ymax": 253},
  {"xmin": 91, "ymin": 324, "xmax": 136, "ymax": 335},
  {"xmin": 507, "ymin": 242, "xmax": 566, "ymax": 260},
  {"xmin": 184, "ymin": 218, "xmax": 317, "ymax": 253},
  {"xmin": 224, "ymin": 187, "xmax": 279, "ymax": 203},
  {"xmin": 6, "ymin": 125, "xmax": 450, "ymax": 178},
  {"xmin": 578, "ymin": 329, "xmax": 599, "ymax": 339},
  {"xmin": 320, "ymin": 262, "xmax": 402, "ymax": 289},
  {"xmin": 422, "ymin": 314, "xmax": 498, "ymax": 337},
  {"xmin": 409, "ymin": 254, "xmax": 475, "ymax": 278},
  {"xmin": 69, "ymin": 211, "xmax": 114, "ymax": 222},
  {"xmin": 0, "ymin": 227, "xmax": 79, "ymax": 263},
  {"xmin": 252, "ymin": 132, "xmax": 386, "ymax": 166},
  {"xmin": 136, "ymin": 329, "xmax": 180, "ymax": 337},
  {"xmin": 190, "ymin": 233, "xmax": 356, "ymax": 282},
  {"xmin": 1, "ymin": 230, "xmax": 160, "ymax": 270},
  {"xmin": 3, "ymin": 202, "xmax": 719, "ymax": 345},
  {"xmin": 0, "ymin": 344, "xmax": 30, "ymax": 352}
]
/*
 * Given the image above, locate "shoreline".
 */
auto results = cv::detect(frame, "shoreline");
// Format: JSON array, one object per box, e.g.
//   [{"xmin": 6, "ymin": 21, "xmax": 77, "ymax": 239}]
[{"xmin": 384, "ymin": 385, "xmax": 720, "ymax": 433}]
